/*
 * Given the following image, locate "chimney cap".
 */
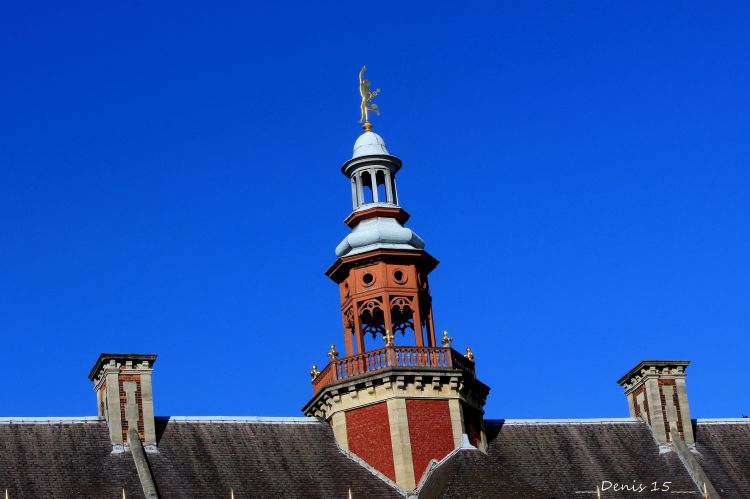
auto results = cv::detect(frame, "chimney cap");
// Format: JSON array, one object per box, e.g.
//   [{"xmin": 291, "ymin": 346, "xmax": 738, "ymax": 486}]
[
  {"xmin": 616, "ymin": 360, "xmax": 690, "ymax": 386},
  {"xmin": 88, "ymin": 353, "xmax": 158, "ymax": 381}
]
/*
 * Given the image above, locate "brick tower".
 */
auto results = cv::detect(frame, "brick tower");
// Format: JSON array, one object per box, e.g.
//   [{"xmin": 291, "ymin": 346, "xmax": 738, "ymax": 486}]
[{"xmin": 303, "ymin": 93, "xmax": 490, "ymax": 491}]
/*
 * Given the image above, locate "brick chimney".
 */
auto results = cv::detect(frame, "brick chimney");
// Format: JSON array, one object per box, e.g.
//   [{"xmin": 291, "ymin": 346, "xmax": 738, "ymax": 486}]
[
  {"xmin": 88, "ymin": 353, "xmax": 158, "ymax": 450},
  {"xmin": 617, "ymin": 360, "xmax": 694, "ymax": 445}
]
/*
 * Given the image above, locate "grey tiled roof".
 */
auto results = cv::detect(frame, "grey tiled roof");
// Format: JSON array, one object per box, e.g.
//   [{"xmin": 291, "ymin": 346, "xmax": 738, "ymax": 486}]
[
  {"xmin": 694, "ymin": 421, "xmax": 750, "ymax": 498},
  {"xmin": 423, "ymin": 419, "xmax": 698, "ymax": 498},
  {"xmin": 146, "ymin": 417, "xmax": 401, "ymax": 498},
  {"xmin": 0, "ymin": 420, "xmax": 142, "ymax": 498},
  {"xmin": 0, "ymin": 417, "xmax": 401, "ymax": 499},
  {"xmin": 2, "ymin": 417, "xmax": 750, "ymax": 498}
]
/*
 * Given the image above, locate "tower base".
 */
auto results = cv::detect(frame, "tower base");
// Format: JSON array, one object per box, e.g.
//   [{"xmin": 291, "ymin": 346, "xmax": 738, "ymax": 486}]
[{"xmin": 303, "ymin": 365, "xmax": 489, "ymax": 490}]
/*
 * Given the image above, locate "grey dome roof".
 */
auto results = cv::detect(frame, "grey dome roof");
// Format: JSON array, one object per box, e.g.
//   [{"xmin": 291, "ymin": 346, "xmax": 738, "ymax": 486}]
[
  {"xmin": 352, "ymin": 131, "xmax": 389, "ymax": 158},
  {"xmin": 335, "ymin": 217, "xmax": 425, "ymax": 257}
]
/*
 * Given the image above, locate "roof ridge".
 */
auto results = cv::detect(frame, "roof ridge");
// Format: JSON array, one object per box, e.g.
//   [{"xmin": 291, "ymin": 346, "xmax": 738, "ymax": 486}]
[
  {"xmin": 488, "ymin": 418, "xmax": 642, "ymax": 425},
  {"xmin": 0, "ymin": 416, "xmax": 103, "ymax": 424},
  {"xmin": 696, "ymin": 418, "xmax": 750, "ymax": 425},
  {"xmin": 161, "ymin": 416, "xmax": 321, "ymax": 424}
]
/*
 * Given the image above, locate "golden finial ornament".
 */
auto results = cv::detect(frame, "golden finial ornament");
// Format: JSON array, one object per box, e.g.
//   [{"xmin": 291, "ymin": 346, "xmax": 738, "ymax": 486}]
[
  {"xmin": 465, "ymin": 347, "xmax": 475, "ymax": 361},
  {"xmin": 327, "ymin": 344, "xmax": 339, "ymax": 360},
  {"xmin": 310, "ymin": 364, "xmax": 320, "ymax": 379},
  {"xmin": 441, "ymin": 330, "xmax": 453, "ymax": 346},
  {"xmin": 359, "ymin": 65, "xmax": 380, "ymax": 131},
  {"xmin": 122, "ymin": 488, "xmax": 126, "ymax": 499},
  {"xmin": 384, "ymin": 330, "xmax": 394, "ymax": 346},
  {"xmin": 5, "ymin": 488, "xmax": 9, "ymax": 499},
  {"xmin": 348, "ymin": 487, "xmax": 353, "ymax": 499},
  {"xmin": 231, "ymin": 488, "xmax": 235, "ymax": 499},
  {"xmin": 596, "ymin": 485, "xmax": 601, "ymax": 499}
]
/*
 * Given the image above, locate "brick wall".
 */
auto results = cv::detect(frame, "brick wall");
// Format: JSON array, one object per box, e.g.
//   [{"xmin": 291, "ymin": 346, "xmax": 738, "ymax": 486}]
[
  {"xmin": 118, "ymin": 373, "xmax": 144, "ymax": 441},
  {"xmin": 406, "ymin": 399, "xmax": 455, "ymax": 483},
  {"xmin": 632, "ymin": 385, "xmax": 651, "ymax": 424},
  {"xmin": 346, "ymin": 402, "xmax": 395, "ymax": 481},
  {"xmin": 658, "ymin": 378, "xmax": 684, "ymax": 438}
]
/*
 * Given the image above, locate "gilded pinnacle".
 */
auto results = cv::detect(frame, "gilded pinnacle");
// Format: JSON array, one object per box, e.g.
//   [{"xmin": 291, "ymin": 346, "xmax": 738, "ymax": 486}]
[
  {"xmin": 441, "ymin": 330, "xmax": 453, "ymax": 346},
  {"xmin": 327, "ymin": 344, "xmax": 339, "ymax": 360}
]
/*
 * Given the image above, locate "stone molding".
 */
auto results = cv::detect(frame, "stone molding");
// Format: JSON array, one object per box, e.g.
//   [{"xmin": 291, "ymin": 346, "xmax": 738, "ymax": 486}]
[
  {"xmin": 303, "ymin": 368, "xmax": 489, "ymax": 420},
  {"xmin": 617, "ymin": 360, "xmax": 689, "ymax": 395}
]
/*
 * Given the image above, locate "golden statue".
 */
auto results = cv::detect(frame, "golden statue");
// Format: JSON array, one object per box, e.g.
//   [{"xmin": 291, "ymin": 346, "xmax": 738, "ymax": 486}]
[{"xmin": 359, "ymin": 65, "xmax": 380, "ymax": 130}]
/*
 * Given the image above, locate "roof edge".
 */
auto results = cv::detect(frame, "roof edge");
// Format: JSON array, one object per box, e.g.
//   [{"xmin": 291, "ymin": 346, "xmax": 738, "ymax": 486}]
[
  {"xmin": 159, "ymin": 416, "xmax": 321, "ymax": 424},
  {"xmin": 695, "ymin": 418, "xmax": 750, "ymax": 425},
  {"xmin": 0, "ymin": 416, "xmax": 104, "ymax": 424},
  {"xmin": 487, "ymin": 418, "xmax": 642, "ymax": 426}
]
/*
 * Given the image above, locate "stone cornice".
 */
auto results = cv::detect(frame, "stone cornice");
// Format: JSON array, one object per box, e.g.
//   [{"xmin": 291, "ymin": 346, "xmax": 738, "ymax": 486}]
[
  {"xmin": 302, "ymin": 368, "xmax": 489, "ymax": 419},
  {"xmin": 88, "ymin": 353, "xmax": 157, "ymax": 388},
  {"xmin": 617, "ymin": 360, "xmax": 689, "ymax": 394}
]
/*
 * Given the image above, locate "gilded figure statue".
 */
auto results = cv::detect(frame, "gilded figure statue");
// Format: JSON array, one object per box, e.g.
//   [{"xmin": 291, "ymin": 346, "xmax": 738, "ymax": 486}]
[{"xmin": 359, "ymin": 65, "xmax": 380, "ymax": 125}]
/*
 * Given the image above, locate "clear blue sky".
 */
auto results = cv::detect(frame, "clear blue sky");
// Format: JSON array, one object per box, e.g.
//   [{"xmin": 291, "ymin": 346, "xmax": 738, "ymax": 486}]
[{"xmin": 1, "ymin": 2, "xmax": 748, "ymax": 419}]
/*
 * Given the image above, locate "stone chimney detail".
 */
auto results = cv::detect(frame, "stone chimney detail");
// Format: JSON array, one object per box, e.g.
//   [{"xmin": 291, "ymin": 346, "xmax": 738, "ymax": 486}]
[
  {"xmin": 88, "ymin": 353, "xmax": 158, "ymax": 450},
  {"xmin": 617, "ymin": 360, "xmax": 693, "ymax": 445}
]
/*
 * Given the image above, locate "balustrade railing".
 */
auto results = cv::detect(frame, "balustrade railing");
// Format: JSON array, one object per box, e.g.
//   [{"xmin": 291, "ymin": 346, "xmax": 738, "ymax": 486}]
[{"xmin": 312, "ymin": 346, "xmax": 475, "ymax": 394}]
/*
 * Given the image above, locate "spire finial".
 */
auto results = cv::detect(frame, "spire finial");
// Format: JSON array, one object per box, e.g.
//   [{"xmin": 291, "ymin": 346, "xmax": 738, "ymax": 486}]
[{"xmin": 359, "ymin": 65, "xmax": 380, "ymax": 131}]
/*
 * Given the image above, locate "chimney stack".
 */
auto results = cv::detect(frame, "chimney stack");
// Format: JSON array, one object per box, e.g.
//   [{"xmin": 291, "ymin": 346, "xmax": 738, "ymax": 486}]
[
  {"xmin": 617, "ymin": 360, "xmax": 694, "ymax": 445},
  {"xmin": 88, "ymin": 353, "xmax": 158, "ymax": 451}
]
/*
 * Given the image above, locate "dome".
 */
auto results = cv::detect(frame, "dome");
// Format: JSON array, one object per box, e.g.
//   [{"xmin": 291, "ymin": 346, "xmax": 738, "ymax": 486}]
[
  {"xmin": 335, "ymin": 217, "xmax": 425, "ymax": 257},
  {"xmin": 352, "ymin": 131, "xmax": 389, "ymax": 158}
]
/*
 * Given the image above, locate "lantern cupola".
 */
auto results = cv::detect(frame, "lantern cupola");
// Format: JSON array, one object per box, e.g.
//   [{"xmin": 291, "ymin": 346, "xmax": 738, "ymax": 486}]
[
  {"xmin": 329, "ymin": 128, "xmax": 437, "ymax": 355},
  {"xmin": 335, "ymin": 131, "xmax": 425, "ymax": 258}
]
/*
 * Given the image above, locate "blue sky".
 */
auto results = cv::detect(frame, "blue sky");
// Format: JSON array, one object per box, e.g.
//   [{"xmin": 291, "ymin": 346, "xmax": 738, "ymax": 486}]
[{"xmin": 1, "ymin": 2, "xmax": 748, "ymax": 419}]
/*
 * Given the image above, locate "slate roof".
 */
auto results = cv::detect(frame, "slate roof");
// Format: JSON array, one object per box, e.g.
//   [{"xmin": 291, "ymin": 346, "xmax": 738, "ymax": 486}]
[
  {"xmin": 2, "ymin": 416, "xmax": 750, "ymax": 498},
  {"xmin": 0, "ymin": 417, "xmax": 401, "ymax": 499},
  {"xmin": 0, "ymin": 419, "xmax": 142, "ymax": 498},
  {"xmin": 422, "ymin": 419, "xmax": 698, "ymax": 498},
  {"xmin": 490, "ymin": 419, "xmax": 699, "ymax": 496},
  {"xmin": 146, "ymin": 417, "xmax": 400, "ymax": 498},
  {"xmin": 420, "ymin": 418, "xmax": 750, "ymax": 498},
  {"xmin": 694, "ymin": 420, "xmax": 750, "ymax": 498}
]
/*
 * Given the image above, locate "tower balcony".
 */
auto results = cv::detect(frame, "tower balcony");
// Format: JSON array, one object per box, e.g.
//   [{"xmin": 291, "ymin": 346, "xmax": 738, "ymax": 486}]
[{"xmin": 311, "ymin": 345, "xmax": 476, "ymax": 395}]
